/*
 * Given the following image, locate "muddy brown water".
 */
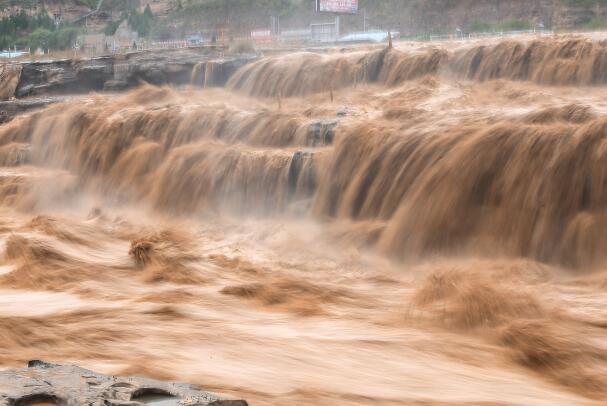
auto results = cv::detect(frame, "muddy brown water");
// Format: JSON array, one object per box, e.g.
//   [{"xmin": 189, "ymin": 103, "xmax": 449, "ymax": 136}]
[{"xmin": 0, "ymin": 37, "xmax": 607, "ymax": 405}]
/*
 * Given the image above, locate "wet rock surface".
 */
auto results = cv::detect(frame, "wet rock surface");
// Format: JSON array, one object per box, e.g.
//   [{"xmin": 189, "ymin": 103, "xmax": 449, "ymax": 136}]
[
  {"xmin": 0, "ymin": 48, "xmax": 257, "ymax": 100},
  {"xmin": 0, "ymin": 97, "xmax": 63, "ymax": 123},
  {"xmin": 0, "ymin": 48, "xmax": 257, "ymax": 122},
  {"xmin": 0, "ymin": 360, "xmax": 248, "ymax": 406},
  {"xmin": 306, "ymin": 119, "xmax": 338, "ymax": 147}
]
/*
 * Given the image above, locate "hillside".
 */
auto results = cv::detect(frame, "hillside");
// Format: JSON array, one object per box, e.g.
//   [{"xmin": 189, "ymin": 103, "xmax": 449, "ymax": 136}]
[
  {"xmin": 164, "ymin": 0, "xmax": 607, "ymax": 35},
  {"xmin": 2, "ymin": 0, "xmax": 607, "ymax": 44}
]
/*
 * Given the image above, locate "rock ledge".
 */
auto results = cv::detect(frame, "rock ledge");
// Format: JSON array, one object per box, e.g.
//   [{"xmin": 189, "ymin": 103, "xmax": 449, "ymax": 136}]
[{"xmin": 0, "ymin": 360, "xmax": 247, "ymax": 406}]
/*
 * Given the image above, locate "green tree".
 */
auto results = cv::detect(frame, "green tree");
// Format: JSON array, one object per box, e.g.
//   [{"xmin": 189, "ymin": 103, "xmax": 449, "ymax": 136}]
[
  {"xmin": 28, "ymin": 27, "xmax": 53, "ymax": 50},
  {"xmin": 468, "ymin": 20, "xmax": 492, "ymax": 32},
  {"xmin": 105, "ymin": 19, "xmax": 121, "ymax": 35},
  {"xmin": 495, "ymin": 18, "xmax": 531, "ymax": 31},
  {"xmin": 13, "ymin": 9, "xmax": 28, "ymax": 30},
  {"xmin": 144, "ymin": 4, "xmax": 153, "ymax": 19},
  {"xmin": 127, "ymin": 6, "xmax": 154, "ymax": 36},
  {"xmin": 52, "ymin": 26, "xmax": 80, "ymax": 49}
]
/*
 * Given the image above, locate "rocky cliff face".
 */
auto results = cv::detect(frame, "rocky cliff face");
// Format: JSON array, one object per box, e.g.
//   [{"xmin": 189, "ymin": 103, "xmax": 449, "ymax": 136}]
[
  {"xmin": 0, "ymin": 47, "xmax": 256, "ymax": 100},
  {"xmin": 0, "ymin": 47, "xmax": 256, "ymax": 122}
]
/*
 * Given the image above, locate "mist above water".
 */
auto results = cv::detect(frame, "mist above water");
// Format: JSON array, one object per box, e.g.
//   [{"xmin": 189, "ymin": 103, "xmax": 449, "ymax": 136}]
[{"xmin": 0, "ymin": 36, "xmax": 607, "ymax": 405}]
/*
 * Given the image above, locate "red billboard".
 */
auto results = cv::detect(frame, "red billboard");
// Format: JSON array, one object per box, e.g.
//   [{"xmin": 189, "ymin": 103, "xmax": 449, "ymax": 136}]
[
  {"xmin": 316, "ymin": 0, "xmax": 359, "ymax": 14},
  {"xmin": 251, "ymin": 29, "xmax": 272, "ymax": 44}
]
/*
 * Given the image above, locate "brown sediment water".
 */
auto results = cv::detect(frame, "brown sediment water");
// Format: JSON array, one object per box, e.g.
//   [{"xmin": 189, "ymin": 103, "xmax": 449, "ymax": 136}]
[
  {"xmin": 228, "ymin": 37, "xmax": 607, "ymax": 98},
  {"xmin": 0, "ymin": 36, "xmax": 607, "ymax": 405}
]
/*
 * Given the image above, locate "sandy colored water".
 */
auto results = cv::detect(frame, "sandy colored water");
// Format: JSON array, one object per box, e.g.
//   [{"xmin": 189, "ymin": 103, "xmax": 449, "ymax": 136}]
[{"xmin": 0, "ymin": 36, "xmax": 607, "ymax": 405}]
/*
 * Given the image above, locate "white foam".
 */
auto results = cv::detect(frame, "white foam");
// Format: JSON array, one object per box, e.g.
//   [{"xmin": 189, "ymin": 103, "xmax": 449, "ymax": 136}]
[
  {"xmin": 0, "ymin": 265, "xmax": 13, "ymax": 276},
  {"xmin": 0, "ymin": 290, "xmax": 82, "ymax": 317}
]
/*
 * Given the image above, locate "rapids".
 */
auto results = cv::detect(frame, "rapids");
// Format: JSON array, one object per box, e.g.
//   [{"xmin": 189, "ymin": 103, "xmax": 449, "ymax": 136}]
[{"xmin": 1, "ymin": 36, "xmax": 607, "ymax": 405}]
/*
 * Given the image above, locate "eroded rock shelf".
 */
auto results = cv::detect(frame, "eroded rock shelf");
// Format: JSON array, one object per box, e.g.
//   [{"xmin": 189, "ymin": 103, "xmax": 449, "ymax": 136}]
[{"xmin": 0, "ymin": 360, "xmax": 248, "ymax": 406}]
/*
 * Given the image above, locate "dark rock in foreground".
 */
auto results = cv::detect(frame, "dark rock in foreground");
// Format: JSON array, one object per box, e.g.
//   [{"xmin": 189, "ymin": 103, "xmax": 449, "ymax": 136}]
[{"xmin": 0, "ymin": 360, "xmax": 247, "ymax": 406}]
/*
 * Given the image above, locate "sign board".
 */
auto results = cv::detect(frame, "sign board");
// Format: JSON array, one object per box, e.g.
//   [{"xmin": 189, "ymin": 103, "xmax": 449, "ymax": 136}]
[
  {"xmin": 316, "ymin": 0, "xmax": 358, "ymax": 14},
  {"xmin": 311, "ymin": 22, "xmax": 338, "ymax": 43},
  {"xmin": 251, "ymin": 29, "xmax": 272, "ymax": 44}
]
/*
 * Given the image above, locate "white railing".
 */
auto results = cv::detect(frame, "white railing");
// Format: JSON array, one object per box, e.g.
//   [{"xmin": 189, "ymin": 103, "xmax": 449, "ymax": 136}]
[{"xmin": 428, "ymin": 29, "xmax": 553, "ymax": 42}]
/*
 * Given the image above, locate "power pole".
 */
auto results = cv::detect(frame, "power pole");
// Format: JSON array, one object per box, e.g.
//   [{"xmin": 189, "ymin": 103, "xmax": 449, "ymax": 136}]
[
  {"xmin": 271, "ymin": 16, "xmax": 281, "ymax": 35},
  {"xmin": 335, "ymin": 15, "xmax": 340, "ymax": 38}
]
